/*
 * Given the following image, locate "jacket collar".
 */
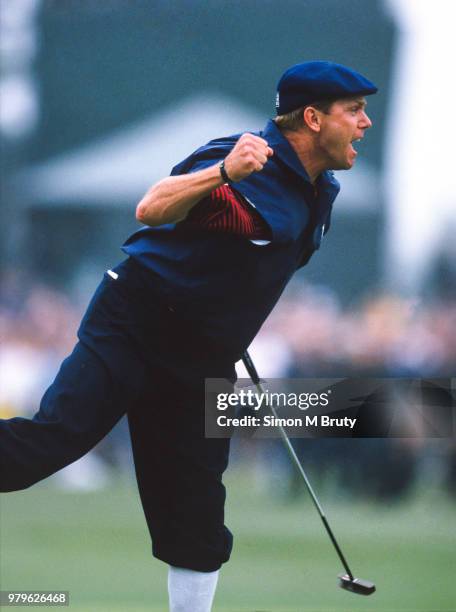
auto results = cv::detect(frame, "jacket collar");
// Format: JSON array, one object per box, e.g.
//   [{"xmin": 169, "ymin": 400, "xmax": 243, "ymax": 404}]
[{"xmin": 261, "ymin": 119, "xmax": 337, "ymax": 192}]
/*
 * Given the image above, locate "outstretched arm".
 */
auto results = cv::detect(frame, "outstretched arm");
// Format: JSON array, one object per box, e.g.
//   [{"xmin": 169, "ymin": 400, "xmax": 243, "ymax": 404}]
[{"xmin": 135, "ymin": 133, "xmax": 273, "ymax": 227}]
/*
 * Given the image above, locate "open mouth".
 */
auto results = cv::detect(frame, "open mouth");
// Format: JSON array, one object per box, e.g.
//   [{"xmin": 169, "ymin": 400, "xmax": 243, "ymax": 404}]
[{"xmin": 349, "ymin": 138, "xmax": 362, "ymax": 156}]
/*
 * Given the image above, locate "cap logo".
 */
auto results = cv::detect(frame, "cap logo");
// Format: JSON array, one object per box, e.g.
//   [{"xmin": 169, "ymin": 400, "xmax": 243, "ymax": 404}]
[{"xmin": 275, "ymin": 91, "xmax": 280, "ymax": 110}]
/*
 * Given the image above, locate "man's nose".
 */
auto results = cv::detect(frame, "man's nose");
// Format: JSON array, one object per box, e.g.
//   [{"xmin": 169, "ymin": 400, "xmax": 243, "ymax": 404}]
[{"xmin": 360, "ymin": 111, "xmax": 372, "ymax": 129}]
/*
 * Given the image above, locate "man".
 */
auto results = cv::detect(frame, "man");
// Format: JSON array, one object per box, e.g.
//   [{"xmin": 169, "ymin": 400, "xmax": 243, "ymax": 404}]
[{"xmin": 0, "ymin": 61, "xmax": 376, "ymax": 611}]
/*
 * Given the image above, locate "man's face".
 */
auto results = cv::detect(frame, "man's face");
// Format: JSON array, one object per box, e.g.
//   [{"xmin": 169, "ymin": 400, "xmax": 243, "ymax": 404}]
[{"xmin": 316, "ymin": 97, "xmax": 372, "ymax": 170}]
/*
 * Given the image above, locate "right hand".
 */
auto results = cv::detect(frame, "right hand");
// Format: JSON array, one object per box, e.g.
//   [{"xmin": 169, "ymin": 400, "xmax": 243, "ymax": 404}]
[{"xmin": 223, "ymin": 133, "xmax": 274, "ymax": 183}]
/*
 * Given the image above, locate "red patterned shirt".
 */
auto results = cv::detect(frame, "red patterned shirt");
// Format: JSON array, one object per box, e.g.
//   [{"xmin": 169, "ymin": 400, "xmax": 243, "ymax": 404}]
[{"xmin": 185, "ymin": 185, "xmax": 272, "ymax": 240}]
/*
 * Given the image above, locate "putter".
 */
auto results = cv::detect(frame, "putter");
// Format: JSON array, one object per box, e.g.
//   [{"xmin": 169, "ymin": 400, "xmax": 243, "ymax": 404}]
[{"xmin": 241, "ymin": 350, "xmax": 376, "ymax": 596}]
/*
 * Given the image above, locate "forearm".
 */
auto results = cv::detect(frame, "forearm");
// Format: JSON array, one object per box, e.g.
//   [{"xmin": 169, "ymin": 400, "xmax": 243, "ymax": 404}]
[
  {"xmin": 136, "ymin": 133, "xmax": 272, "ymax": 227},
  {"xmin": 136, "ymin": 163, "xmax": 224, "ymax": 227}
]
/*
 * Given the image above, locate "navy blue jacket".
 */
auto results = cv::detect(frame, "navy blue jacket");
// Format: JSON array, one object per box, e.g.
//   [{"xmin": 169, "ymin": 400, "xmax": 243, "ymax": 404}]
[{"xmin": 122, "ymin": 119, "xmax": 340, "ymax": 359}]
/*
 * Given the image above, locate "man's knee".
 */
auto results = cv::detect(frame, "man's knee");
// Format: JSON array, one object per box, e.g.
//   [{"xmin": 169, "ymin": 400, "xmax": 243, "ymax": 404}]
[{"xmin": 152, "ymin": 525, "xmax": 233, "ymax": 572}]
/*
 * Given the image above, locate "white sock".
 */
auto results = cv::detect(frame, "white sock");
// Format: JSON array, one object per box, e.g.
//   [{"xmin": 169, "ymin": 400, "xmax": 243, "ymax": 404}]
[{"xmin": 168, "ymin": 565, "xmax": 219, "ymax": 612}]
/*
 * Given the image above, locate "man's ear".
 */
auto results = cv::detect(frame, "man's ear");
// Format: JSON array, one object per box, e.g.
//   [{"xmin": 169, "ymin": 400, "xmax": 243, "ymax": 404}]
[{"xmin": 303, "ymin": 106, "xmax": 322, "ymax": 133}]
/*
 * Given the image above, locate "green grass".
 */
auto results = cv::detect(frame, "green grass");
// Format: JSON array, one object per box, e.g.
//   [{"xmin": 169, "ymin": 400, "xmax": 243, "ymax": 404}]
[{"xmin": 1, "ymin": 469, "xmax": 455, "ymax": 611}]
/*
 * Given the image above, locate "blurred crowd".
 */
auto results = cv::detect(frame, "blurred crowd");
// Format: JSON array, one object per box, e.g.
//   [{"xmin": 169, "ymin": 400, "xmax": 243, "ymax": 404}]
[
  {"xmin": 0, "ymin": 268, "xmax": 81, "ymax": 420},
  {"xmin": 250, "ymin": 283, "xmax": 456, "ymax": 378},
  {"xmin": 241, "ymin": 283, "xmax": 456, "ymax": 502},
  {"xmin": 1, "ymin": 269, "xmax": 455, "ymax": 498}
]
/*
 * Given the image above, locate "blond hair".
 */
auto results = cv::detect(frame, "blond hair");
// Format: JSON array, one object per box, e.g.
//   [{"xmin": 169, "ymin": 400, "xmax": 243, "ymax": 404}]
[{"xmin": 275, "ymin": 99, "xmax": 336, "ymax": 131}]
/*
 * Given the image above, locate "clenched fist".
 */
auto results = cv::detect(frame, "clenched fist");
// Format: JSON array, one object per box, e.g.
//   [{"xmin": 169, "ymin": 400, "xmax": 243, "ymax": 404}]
[{"xmin": 222, "ymin": 133, "xmax": 273, "ymax": 183}]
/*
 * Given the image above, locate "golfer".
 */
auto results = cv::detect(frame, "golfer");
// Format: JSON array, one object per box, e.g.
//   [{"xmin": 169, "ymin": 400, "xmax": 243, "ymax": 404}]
[{"xmin": 0, "ymin": 61, "xmax": 376, "ymax": 611}]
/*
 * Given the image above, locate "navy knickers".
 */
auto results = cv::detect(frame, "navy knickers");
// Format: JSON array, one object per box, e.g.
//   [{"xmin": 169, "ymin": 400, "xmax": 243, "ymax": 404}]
[{"xmin": 0, "ymin": 258, "xmax": 235, "ymax": 572}]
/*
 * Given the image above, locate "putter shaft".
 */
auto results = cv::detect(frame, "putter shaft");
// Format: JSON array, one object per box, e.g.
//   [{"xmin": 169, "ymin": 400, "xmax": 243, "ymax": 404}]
[{"xmin": 242, "ymin": 350, "xmax": 355, "ymax": 581}]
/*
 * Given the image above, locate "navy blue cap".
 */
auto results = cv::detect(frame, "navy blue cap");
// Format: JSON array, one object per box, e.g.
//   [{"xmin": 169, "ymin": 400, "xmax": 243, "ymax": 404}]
[{"xmin": 276, "ymin": 61, "xmax": 378, "ymax": 115}]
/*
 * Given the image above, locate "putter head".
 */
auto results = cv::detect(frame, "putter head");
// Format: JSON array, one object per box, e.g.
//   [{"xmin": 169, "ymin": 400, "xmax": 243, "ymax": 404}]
[{"xmin": 338, "ymin": 573, "xmax": 376, "ymax": 596}]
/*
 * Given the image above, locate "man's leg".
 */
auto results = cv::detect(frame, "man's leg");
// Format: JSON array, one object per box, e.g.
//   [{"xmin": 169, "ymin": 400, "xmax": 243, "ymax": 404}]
[
  {"xmin": 0, "ymin": 341, "xmax": 128, "ymax": 492},
  {"xmin": 127, "ymin": 367, "xmax": 233, "ymax": 611},
  {"xmin": 128, "ymin": 370, "xmax": 233, "ymax": 570}
]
